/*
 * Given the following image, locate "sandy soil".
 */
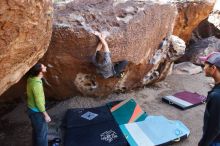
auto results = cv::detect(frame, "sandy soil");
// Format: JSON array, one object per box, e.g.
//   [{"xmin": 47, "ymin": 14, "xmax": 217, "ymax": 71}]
[{"xmin": 0, "ymin": 72, "xmax": 213, "ymax": 146}]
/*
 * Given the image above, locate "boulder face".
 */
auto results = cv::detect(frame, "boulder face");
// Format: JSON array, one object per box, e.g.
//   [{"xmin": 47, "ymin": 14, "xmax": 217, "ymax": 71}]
[
  {"xmin": 173, "ymin": 0, "xmax": 216, "ymax": 43},
  {"xmin": 51, "ymin": 0, "xmax": 175, "ymax": 64},
  {"xmin": 37, "ymin": 0, "xmax": 180, "ymax": 100},
  {"xmin": 0, "ymin": 0, "xmax": 53, "ymax": 96}
]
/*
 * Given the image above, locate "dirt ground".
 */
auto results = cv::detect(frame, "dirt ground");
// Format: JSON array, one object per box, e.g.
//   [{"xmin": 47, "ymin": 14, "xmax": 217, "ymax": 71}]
[{"xmin": 0, "ymin": 72, "xmax": 213, "ymax": 146}]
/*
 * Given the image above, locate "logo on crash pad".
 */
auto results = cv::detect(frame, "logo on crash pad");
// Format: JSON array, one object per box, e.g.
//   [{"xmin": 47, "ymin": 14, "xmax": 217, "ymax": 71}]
[
  {"xmin": 81, "ymin": 111, "xmax": 98, "ymax": 120},
  {"xmin": 100, "ymin": 130, "xmax": 118, "ymax": 143}
]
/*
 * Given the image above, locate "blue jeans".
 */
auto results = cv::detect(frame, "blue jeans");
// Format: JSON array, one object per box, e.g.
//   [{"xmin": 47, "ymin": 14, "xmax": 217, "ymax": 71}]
[
  {"xmin": 211, "ymin": 143, "xmax": 220, "ymax": 146},
  {"xmin": 27, "ymin": 108, "xmax": 48, "ymax": 146}
]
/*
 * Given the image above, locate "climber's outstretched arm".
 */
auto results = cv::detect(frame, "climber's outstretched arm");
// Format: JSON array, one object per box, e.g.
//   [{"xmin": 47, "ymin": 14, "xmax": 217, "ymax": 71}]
[
  {"xmin": 97, "ymin": 34, "xmax": 110, "ymax": 52},
  {"xmin": 96, "ymin": 42, "xmax": 103, "ymax": 52}
]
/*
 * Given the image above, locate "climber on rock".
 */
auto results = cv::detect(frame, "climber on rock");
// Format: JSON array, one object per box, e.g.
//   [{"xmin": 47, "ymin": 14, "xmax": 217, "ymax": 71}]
[{"xmin": 92, "ymin": 32, "xmax": 128, "ymax": 79}]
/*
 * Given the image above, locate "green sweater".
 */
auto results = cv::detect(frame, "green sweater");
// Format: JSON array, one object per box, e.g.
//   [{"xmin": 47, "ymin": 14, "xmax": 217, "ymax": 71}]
[{"xmin": 27, "ymin": 76, "xmax": 46, "ymax": 112}]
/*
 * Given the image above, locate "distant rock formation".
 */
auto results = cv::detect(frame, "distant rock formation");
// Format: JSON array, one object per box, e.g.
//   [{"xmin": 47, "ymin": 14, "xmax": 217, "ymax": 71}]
[
  {"xmin": 173, "ymin": 0, "xmax": 215, "ymax": 43},
  {"xmin": 181, "ymin": 36, "xmax": 220, "ymax": 65}
]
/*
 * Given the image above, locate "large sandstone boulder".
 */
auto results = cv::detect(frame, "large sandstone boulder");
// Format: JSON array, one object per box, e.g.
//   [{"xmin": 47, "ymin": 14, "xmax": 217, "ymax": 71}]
[
  {"xmin": 178, "ymin": 1, "xmax": 220, "ymax": 63},
  {"xmin": 37, "ymin": 0, "xmax": 181, "ymax": 99},
  {"xmin": 0, "ymin": 0, "xmax": 187, "ymax": 101},
  {"xmin": 190, "ymin": 4, "xmax": 220, "ymax": 43},
  {"xmin": 173, "ymin": 0, "xmax": 216, "ymax": 43},
  {"xmin": 0, "ymin": 0, "xmax": 53, "ymax": 96}
]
